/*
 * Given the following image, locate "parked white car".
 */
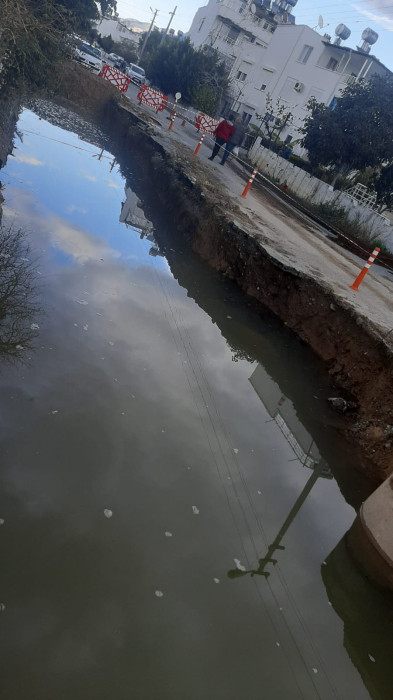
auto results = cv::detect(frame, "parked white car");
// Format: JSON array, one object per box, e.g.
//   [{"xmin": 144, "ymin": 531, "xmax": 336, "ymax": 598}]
[
  {"xmin": 74, "ymin": 43, "xmax": 103, "ymax": 73},
  {"xmin": 127, "ymin": 64, "xmax": 146, "ymax": 86}
]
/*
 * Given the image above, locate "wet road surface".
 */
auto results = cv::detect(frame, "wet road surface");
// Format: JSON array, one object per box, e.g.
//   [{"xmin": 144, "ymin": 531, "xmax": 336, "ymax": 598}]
[{"xmin": 0, "ymin": 106, "xmax": 392, "ymax": 700}]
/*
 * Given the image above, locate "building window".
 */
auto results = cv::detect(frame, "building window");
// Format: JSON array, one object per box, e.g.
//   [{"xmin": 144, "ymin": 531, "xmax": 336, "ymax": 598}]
[
  {"xmin": 260, "ymin": 83, "xmax": 267, "ymax": 91},
  {"xmin": 198, "ymin": 18, "xmax": 206, "ymax": 32},
  {"xmin": 326, "ymin": 57, "xmax": 339, "ymax": 71},
  {"xmin": 298, "ymin": 45, "xmax": 313, "ymax": 64},
  {"xmin": 225, "ymin": 27, "xmax": 241, "ymax": 45},
  {"xmin": 236, "ymin": 71, "xmax": 247, "ymax": 82},
  {"xmin": 242, "ymin": 111, "xmax": 253, "ymax": 125}
]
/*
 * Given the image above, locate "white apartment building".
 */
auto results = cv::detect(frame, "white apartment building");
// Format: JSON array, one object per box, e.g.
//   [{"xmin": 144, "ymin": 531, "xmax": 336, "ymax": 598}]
[
  {"xmin": 237, "ymin": 23, "xmax": 391, "ymax": 146},
  {"xmin": 188, "ymin": 1, "xmax": 391, "ymax": 147},
  {"xmin": 95, "ymin": 17, "xmax": 140, "ymax": 47}
]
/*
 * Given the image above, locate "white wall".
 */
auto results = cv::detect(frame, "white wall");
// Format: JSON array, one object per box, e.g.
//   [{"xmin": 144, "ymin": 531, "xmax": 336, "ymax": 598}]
[
  {"xmin": 249, "ymin": 142, "xmax": 393, "ymax": 250},
  {"xmin": 96, "ymin": 18, "xmax": 139, "ymax": 46},
  {"xmin": 238, "ymin": 24, "xmax": 391, "ymax": 146}
]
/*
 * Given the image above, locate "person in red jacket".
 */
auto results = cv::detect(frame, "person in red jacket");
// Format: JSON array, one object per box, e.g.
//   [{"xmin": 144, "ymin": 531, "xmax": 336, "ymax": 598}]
[{"xmin": 208, "ymin": 119, "xmax": 235, "ymax": 161}]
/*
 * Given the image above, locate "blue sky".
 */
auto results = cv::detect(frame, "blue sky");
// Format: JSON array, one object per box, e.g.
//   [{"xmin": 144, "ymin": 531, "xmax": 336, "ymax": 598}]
[{"xmin": 116, "ymin": 0, "xmax": 393, "ymax": 69}]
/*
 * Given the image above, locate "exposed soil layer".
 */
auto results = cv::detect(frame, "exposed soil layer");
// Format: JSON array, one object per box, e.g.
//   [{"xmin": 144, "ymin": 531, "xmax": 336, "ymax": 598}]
[{"xmin": 17, "ymin": 65, "xmax": 393, "ymax": 482}]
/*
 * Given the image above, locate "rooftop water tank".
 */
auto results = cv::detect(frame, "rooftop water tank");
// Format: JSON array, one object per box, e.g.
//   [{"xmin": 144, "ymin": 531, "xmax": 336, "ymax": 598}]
[{"xmin": 334, "ymin": 23, "xmax": 351, "ymax": 45}]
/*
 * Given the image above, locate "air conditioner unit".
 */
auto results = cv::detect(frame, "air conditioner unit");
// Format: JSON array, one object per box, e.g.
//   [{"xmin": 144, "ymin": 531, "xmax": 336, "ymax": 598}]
[{"xmin": 294, "ymin": 81, "xmax": 305, "ymax": 93}]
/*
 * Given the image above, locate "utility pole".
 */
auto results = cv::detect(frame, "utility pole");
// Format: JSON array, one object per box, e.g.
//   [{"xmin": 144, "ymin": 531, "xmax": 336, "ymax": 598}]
[
  {"xmin": 160, "ymin": 6, "xmax": 177, "ymax": 44},
  {"xmin": 138, "ymin": 7, "xmax": 159, "ymax": 66}
]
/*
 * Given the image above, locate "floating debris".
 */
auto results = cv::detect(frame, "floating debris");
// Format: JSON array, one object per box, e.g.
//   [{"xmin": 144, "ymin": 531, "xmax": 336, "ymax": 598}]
[
  {"xmin": 30, "ymin": 323, "xmax": 40, "ymax": 331},
  {"xmin": 108, "ymin": 341, "xmax": 114, "ymax": 346},
  {"xmin": 155, "ymin": 590, "xmax": 164, "ymax": 598},
  {"xmin": 104, "ymin": 509, "xmax": 113, "ymax": 519},
  {"xmin": 213, "ymin": 578, "xmax": 220, "ymax": 584},
  {"xmin": 234, "ymin": 559, "xmax": 246, "ymax": 572},
  {"xmin": 83, "ymin": 324, "xmax": 89, "ymax": 332},
  {"xmin": 257, "ymin": 490, "xmax": 262, "ymax": 495},
  {"xmin": 0, "ymin": 603, "xmax": 6, "ymax": 613},
  {"xmin": 368, "ymin": 654, "xmax": 376, "ymax": 663},
  {"xmin": 75, "ymin": 299, "xmax": 88, "ymax": 306},
  {"xmin": 51, "ymin": 410, "xmax": 59, "ymax": 415},
  {"xmin": 0, "ymin": 519, "xmax": 5, "ymax": 526},
  {"xmin": 165, "ymin": 531, "xmax": 173, "ymax": 538},
  {"xmin": 192, "ymin": 506, "xmax": 200, "ymax": 515},
  {"xmin": 16, "ymin": 345, "xmax": 24, "ymax": 351},
  {"xmin": 233, "ymin": 448, "xmax": 239, "ymax": 455},
  {"xmin": 276, "ymin": 642, "xmax": 281, "ymax": 648},
  {"xmin": 312, "ymin": 668, "xmax": 318, "ymax": 675}
]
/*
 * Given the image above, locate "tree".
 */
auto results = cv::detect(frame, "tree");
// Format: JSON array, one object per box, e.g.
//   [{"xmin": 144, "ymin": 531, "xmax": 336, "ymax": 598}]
[
  {"xmin": 255, "ymin": 94, "xmax": 293, "ymax": 145},
  {"xmin": 302, "ymin": 75, "xmax": 393, "ymax": 175},
  {"xmin": 141, "ymin": 37, "xmax": 228, "ymax": 114},
  {"xmin": 97, "ymin": 34, "xmax": 115, "ymax": 54},
  {"xmin": 373, "ymin": 163, "xmax": 393, "ymax": 212},
  {"xmin": 113, "ymin": 41, "xmax": 138, "ymax": 65},
  {"xmin": 0, "ymin": 0, "xmax": 107, "ymax": 92},
  {"xmin": 0, "ymin": 0, "xmax": 72, "ymax": 92},
  {"xmin": 99, "ymin": 0, "xmax": 117, "ymax": 16}
]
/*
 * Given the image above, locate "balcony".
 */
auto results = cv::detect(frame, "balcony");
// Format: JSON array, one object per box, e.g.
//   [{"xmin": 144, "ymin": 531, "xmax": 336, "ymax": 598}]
[{"xmin": 217, "ymin": 0, "xmax": 277, "ymax": 43}]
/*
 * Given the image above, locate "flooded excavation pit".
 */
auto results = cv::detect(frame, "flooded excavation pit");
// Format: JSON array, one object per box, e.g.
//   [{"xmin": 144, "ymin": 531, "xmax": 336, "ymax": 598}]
[{"xmin": 0, "ymin": 104, "xmax": 393, "ymax": 700}]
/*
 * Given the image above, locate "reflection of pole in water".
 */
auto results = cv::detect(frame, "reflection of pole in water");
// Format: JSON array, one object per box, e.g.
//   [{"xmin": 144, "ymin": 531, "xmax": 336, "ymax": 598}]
[{"xmin": 228, "ymin": 461, "xmax": 326, "ymax": 580}]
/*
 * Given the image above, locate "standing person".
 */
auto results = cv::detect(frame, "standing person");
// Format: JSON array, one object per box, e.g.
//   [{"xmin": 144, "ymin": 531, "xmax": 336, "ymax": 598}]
[
  {"xmin": 208, "ymin": 118, "xmax": 235, "ymax": 161},
  {"xmin": 220, "ymin": 117, "xmax": 247, "ymax": 165}
]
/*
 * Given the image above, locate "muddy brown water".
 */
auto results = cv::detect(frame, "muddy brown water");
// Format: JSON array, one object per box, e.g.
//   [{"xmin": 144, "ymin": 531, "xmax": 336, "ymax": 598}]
[{"xmin": 0, "ymin": 105, "xmax": 392, "ymax": 700}]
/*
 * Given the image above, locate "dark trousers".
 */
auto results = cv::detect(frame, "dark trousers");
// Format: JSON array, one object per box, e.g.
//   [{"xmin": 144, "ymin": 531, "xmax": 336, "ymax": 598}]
[
  {"xmin": 210, "ymin": 137, "xmax": 226, "ymax": 160},
  {"xmin": 221, "ymin": 141, "xmax": 236, "ymax": 164}
]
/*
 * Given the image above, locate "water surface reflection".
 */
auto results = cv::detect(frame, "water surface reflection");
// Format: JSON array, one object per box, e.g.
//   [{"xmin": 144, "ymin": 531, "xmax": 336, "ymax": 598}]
[{"xmin": 0, "ymin": 104, "xmax": 392, "ymax": 700}]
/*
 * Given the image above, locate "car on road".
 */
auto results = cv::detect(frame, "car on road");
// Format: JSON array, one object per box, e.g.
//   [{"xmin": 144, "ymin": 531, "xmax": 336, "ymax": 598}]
[
  {"xmin": 108, "ymin": 53, "xmax": 122, "ymax": 65},
  {"xmin": 127, "ymin": 64, "xmax": 146, "ymax": 86},
  {"xmin": 74, "ymin": 42, "xmax": 103, "ymax": 73}
]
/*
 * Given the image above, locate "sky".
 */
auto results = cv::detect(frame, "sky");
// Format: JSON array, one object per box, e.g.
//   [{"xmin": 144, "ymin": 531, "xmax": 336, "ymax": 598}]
[{"xmin": 115, "ymin": 0, "xmax": 393, "ymax": 69}]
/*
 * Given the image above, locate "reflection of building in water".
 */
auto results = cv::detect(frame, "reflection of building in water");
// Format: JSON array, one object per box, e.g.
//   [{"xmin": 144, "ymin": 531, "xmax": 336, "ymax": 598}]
[
  {"xmin": 120, "ymin": 187, "xmax": 164, "ymax": 258},
  {"xmin": 120, "ymin": 187, "xmax": 153, "ymax": 235},
  {"xmin": 250, "ymin": 364, "xmax": 331, "ymax": 478}
]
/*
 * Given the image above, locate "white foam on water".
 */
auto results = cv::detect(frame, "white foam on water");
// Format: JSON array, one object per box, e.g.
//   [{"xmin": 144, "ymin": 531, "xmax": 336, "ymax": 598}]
[{"xmin": 234, "ymin": 559, "xmax": 246, "ymax": 572}]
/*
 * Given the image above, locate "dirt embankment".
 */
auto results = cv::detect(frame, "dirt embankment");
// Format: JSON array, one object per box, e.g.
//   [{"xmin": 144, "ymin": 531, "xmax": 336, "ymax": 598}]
[
  {"xmin": 22, "ymin": 65, "xmax": 393, "ymax": 483},
  {"xmin": 0, "ymin": 92, "xmax": 21, "ymax": 194}
]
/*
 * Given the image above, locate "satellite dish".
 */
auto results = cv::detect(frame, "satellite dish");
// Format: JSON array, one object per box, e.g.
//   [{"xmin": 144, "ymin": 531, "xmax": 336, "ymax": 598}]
[
  {"xmin": 250, "ymin": 3, "xmax": 257, "ymax": 14},
  {"xmin": 175, "ymin": 92, "xmax": 182, "ymax": 103},
  {"xmin": 318, "ymin": 15, "xmax": 324, "ymax": 29}
]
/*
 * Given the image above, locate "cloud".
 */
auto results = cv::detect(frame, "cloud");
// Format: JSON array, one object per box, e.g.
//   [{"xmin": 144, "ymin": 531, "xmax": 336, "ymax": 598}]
[
  {"xmin": 353, "ymin": 1, "xmax": 393, "ymax": 31},
  {"xmin": 4, "ymin": 188, "xmax": 119, "ymax": 264},
  {"xmin": 13, "ymin": 153, "xmax": 44, "ymax": 166},
  {"xmin": 66, "ymin": 205, "xmax": 88, "ymax": 215},
  {"xmin": 81, "ymin": 173, "xmax": 97, "ymax": 182},
  {"xmin": 106, "ymin": 180, "xmax": 121, "ymax": 190}
]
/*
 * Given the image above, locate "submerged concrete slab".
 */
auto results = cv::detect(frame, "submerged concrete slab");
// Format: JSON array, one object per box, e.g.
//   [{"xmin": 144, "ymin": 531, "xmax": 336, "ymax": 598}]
[{"xmin": 348, "ymin": 476, "xmax": 393, "ymax": 592}]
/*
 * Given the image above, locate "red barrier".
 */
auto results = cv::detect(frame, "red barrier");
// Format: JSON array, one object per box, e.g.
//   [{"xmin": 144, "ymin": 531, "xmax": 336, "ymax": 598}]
[
  {"xmin": 137, "ymin": 84, "xmax": 168, "ymax": 113},
  {"xmin": 99, "ymin": 65, "xmax": 131, "ymax": 93},
  {"xmin": 195, "ymin": 113, "xmax": 220, "ymax": 134}
]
